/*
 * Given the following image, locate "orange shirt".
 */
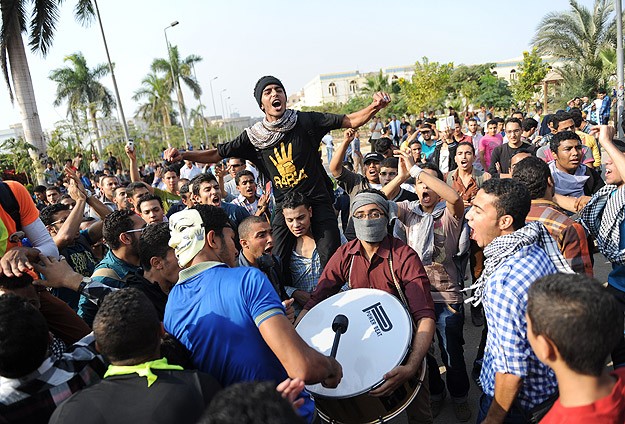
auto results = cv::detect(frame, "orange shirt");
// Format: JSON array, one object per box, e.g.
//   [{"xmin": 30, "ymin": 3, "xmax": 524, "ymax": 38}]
[{"xmin": 0, "ymin": 180, "xmax": 40, "ymax": 256}]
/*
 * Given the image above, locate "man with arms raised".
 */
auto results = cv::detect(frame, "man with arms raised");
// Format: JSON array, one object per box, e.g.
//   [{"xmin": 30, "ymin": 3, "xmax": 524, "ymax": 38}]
[
  {"xmin": 164, "ymin": 75, "xmax": 390, "ymax": 268},
  {"xmin": 165, "ymin": 205, "xmax": 342, "ymax": 423},
  {"xmin": 466, "ymin": 179, "xmax": 573, "ymax": 423}
]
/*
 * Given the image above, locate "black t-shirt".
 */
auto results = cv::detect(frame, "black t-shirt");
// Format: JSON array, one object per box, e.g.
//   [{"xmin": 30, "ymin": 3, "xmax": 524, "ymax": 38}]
[
  {"xmin": 55, "ymin": 232, "xmax": 98, "ymax": 311},
  {"xmin": 125, "ymin": 273, "xmax": 168, "ymax": 320},
  {"xmin": 217, "ymin": 111, "xmax": 344, "ymax": 203},
  {"xmin": 49, "ymin": 369, "xmax": 221, "ymax": 424}
]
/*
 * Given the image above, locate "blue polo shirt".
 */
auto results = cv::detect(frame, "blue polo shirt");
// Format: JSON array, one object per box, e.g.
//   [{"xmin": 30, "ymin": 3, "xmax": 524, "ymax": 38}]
[
  {"xmin": 164, "ymin": 262, "xmax": 315, "ymax": 422},
  {"xmin": 608, "ymin": 219, "xmax": 625, "ymax": 292}
]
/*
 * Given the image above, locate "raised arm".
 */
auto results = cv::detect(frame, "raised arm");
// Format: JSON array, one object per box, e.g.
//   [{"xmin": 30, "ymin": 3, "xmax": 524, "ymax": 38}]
[
  {"xmin": 342, "ymin": 92, "xmax": 390, "ymax": 128},
  {"xmin": 126, "ymin": 146, "xmax": 155, "ymax": 195},
  {"xmin": 330, "ymin": 129, "xmax": 355, "ymax": 177},
  {"xmin": 595, "ymin": 125, "xmax": 625, "ymax": 178},
  {"xmin": 66, "ymin": 166, "xmax": 112, "ymax": 219},
  {"xmin": 164, "ymin": 147, "xmax": 222, "ymax": 165},
  {"xmin": 52, "ymin": 181, "xmax": 87, "ymax": 250}
]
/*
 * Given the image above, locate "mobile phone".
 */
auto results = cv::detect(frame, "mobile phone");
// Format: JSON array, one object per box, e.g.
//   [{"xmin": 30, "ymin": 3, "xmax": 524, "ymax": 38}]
[{"xmin": 126, "ymin": 140, "xmax": 134, "ymax": 152}]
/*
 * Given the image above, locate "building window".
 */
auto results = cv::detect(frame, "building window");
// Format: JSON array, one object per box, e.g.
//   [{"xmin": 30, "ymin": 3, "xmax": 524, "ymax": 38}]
[
  {"xmin": 328, "ymin": 82, "xmax": 337, "ymax": 96},
  {"xmin": 510, "ymin": 69, "xmax": 516, "ymax": 81},
  {"xmin": 349, "ymin": 80, "xmax": 357, "ymax": 94}
]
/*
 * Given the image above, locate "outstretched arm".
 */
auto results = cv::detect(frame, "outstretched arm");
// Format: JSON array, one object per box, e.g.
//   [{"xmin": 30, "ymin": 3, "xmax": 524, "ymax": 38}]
[
  {"xmin": 164, "ymin": 147, "xmax": 223, "ymax": 165},
  {"xmin": 342, "ymin": 92, "xmax": 391, "ymax": 128}
]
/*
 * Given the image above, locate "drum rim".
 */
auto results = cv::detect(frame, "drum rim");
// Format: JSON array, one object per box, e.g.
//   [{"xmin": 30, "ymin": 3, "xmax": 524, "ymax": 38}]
[
  {"xmin": 298, "ymin": 288, "xmax": 414, "ymax": 399},
  {"xmin": 314, "ymin": 356, "xmax": 428, "ymax": 424}
]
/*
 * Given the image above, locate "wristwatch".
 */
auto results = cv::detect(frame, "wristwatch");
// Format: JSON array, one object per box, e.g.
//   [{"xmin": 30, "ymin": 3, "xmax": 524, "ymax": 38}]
[{"xmin": 77, "ymin": 277, "xmax": 92, "ymax": 294}]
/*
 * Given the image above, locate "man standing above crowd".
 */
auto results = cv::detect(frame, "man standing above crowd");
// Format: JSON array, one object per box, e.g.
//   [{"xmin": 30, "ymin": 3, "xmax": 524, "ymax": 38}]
[
  {"xmin": 164, "ymin": 75, "xmax": 391, "ymax": 269},
  {"xmin": 466, "ymin": 178, "xmax": 573, "ymax": 423},
  {"xmin": 165, "ymin": 206, "xmax": 342, "ymax": 423}
]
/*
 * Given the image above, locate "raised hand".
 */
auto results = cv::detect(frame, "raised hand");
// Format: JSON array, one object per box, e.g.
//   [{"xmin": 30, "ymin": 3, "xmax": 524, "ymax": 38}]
[
  {"xmin": 163, "ymin": 147, "xmax": 183, "ymax": 163},
  {"xmin": 372, "ymin": 91, "xmax": 391, "ymax": 110}
]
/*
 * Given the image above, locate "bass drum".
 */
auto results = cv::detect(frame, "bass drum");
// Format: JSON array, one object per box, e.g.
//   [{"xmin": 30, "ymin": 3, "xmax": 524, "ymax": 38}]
[{"xmin": 296, "ymin": 288, "xmax": 426, "ymax": 424}]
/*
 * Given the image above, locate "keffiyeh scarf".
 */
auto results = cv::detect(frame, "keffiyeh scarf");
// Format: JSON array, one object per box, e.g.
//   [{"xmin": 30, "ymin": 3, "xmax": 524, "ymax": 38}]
[
  {"xmin": 245, "ymin": 109, "xmax": 298, "ymax": 149},
  {"xmin": 580, "ymin": 185, "xmax": 625, "ymax": 266},
  {"xmin": 404, "ymin": 201, "xmax": 446, "ymax": 265},
  {"xmin": 463, "ymin": 221, "xmax": 573, "ymax": 306}
]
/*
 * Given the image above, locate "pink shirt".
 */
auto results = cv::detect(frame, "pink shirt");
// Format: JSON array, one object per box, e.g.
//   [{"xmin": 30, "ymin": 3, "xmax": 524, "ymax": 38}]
[{"xmin": 479, "ymin": 135, "xmax": 503, "ymax": 170}]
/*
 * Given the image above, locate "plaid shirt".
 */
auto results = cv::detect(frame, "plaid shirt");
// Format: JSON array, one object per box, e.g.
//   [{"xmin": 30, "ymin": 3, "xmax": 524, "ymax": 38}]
[
  {"xmin": 0, "ymin": 334, "xmax": 106, "ymax": 423},
  {"xmin": 480, "ymin": 244, "xmax": 558, "ymax": 410},
  {"xmin": 526, "ymin": 200, "xmax": 594, "ymax": 276}
]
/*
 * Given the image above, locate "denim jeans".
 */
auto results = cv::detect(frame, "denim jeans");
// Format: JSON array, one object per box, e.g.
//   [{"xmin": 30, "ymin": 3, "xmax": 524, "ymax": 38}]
[
  {"xmin": 476, "ymin": 393, "xmax": 528, "ymax": 424},
  {"xmin": 428, "ymin": 302, "xmax": 470, "ymax": 401}
]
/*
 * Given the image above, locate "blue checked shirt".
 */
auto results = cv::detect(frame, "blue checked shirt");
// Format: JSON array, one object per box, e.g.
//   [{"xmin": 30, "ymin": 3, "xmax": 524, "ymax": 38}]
[
  {"xmin": 286, "ymin": 249, "xmax": 322, "ymax": 315},
  {"xmin": 480, "ymin": 244, "xmax": 558, "ymax": 410}
]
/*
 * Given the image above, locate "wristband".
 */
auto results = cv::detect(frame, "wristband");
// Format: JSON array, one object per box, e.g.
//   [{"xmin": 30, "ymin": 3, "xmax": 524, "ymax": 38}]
[{"xmin": 409, "ymin": 164, "xmax": 423, "ymax": 180}]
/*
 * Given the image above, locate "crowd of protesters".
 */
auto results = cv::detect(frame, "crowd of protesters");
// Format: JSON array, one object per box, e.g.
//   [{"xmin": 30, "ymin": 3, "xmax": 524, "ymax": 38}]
[{"xmin": 0, "ymin": 77, "xmax": 624, "ymax": 424}]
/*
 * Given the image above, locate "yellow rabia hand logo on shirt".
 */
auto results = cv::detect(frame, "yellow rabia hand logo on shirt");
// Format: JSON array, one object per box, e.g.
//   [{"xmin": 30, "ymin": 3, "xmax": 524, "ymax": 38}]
[{"xmin": 269, "ymin": 142, "xmax": 307, "ymax": 189}]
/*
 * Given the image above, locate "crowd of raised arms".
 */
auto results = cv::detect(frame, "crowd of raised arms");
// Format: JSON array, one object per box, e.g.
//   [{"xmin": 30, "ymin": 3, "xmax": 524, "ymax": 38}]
[{"xmin": 1, "ymin": 76, "xmax": 624, "ymax": 424}]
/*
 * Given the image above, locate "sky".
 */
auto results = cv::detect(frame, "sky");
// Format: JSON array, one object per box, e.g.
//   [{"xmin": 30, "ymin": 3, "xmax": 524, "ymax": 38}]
[{"xmin": 0, "ymin": 0, "xmax": 582, "ymax": 132}]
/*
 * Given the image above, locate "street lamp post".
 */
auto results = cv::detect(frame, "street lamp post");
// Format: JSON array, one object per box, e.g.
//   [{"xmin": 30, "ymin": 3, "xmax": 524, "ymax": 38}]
[
  {"xmin": 220, "ymin": 89, "xmax": 231, "ymax": 140},
  {"xmin": 209, "ymin": 76, "xmax": 218, "ymax": 119},
  {"xmin": 164, "ymin": 21, "xmax": 191, "ymax": 149},
  {"xmin": 191, "ymin": 63, "xmax": 209, "ymax": 148},
  {"xmin": 92, "ymin": 0, "xmax": 130, "ymax": 153},
  {"xmin": 616, "ymin": 0, "xmax": 624, "ymax": 137}
]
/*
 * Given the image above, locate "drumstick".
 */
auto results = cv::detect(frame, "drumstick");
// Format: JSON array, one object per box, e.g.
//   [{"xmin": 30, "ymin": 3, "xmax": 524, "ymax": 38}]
[{"xmin": 330, "ymin": 314, "xmax": 349, "ymax": 358}]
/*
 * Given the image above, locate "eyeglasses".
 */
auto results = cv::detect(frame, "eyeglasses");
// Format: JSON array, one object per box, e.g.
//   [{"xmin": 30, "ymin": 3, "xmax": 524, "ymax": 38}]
[
  {"xmin": 231, "ymin": 164, "xmax": 244, "ymax": 168},
  {"xmin": 125, "ymin": 227, "xmax": 146, "ymax": 234},
  {"xmin": 379, "ymin": 172, "xmax": 397, "ymax": 177},
  {"xmin": 353, "ymin": 211, "xmax": 385, "ymax": 220}
]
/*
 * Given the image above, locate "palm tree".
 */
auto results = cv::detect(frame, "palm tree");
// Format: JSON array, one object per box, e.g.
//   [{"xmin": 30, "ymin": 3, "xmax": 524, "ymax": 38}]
[
  {"xmin": 0, "ymin": 0, "xmax": 95, "ymax": 183},
  {"xmin": 531, "ymin": 0, "xmax": 618, "ymax": 92},
  {"xmin": 151, "ymin": 45, "xmax": 202, "ymax": 136},
  {"xmin": 133, "ymin": 72, "xmax": 174, "ymax": 142},
  {"xmin": 49, "ymin": 52, "xmax": 115, "ymax": 153},
  {"xmin": 361, "ymin": 70, "xmax": 392, "ymax": 96}
]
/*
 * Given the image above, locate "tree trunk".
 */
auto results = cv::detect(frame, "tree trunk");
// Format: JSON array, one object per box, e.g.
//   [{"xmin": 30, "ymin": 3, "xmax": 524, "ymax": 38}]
[
  {"xmin": 89, "ymin": 107, "xmax": 103, "ymax": 154},
  {"xmin": 6, "ymin": 16, "xmax": 45, "ymax": 184}
]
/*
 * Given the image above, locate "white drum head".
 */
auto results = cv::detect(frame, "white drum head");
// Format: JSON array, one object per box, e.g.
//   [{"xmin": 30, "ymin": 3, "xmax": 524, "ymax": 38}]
[{"xmin": 296, "ymin": 288, "xmax": 412, "ymax": 398}]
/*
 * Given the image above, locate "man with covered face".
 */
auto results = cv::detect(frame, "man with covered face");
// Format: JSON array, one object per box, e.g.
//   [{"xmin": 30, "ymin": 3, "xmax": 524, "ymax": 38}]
[{"xmin": 299, "ymin": 190, "xmax": 435, "ymax": 423}]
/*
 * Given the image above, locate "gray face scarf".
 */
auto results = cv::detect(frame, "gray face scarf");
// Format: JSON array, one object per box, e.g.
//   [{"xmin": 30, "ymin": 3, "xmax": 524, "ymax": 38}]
[{"xmin": 353, "ymin": 216, "xmax": 388, "ymax": 243}]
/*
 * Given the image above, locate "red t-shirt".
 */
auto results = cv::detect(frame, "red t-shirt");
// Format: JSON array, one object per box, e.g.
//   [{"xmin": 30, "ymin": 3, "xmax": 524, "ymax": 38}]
[{"xmin": 541, "ymin": 368, "xmax": 625, "ymax": 423}]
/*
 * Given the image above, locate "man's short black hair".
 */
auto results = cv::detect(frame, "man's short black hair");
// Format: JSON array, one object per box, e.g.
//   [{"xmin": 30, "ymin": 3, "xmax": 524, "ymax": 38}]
[
  {"xmin": 238, "ymin": 215, "xmax": 269, "ymax": 240},
  {"xmin": 199, "ymin": 381, "xmax": 305, "ymax": 424},
  {"xmin": 93, "ymin": 288, "xmax": 160, "ymax": 364},
  {"xmin": 235, "ymin": 170, "xmax": 255, "ymax": 186},
  {"xmin": 597, "ymin": 88, "xmax": 607, "ymax": 95},
  {"xmin": 46, "ymin": 186, "xmax": 61, "ymax": 194},
  {"xmin": 456, "ymin": 141, "xmax": 475, "ymax": 154},
  {"xmin": 486, "ymin": 119, "xmax": 498, "ymax": 127},
  {"xmin": 380, "ymin": 157, "xmax": 399, "ymax": 169},
  {"xmin": 0, "ymin": 273, "xmax": 33, "ymax": 291},
  {"xmin": 139, "ymin": 222, "xmax": 171, "ymax": 271},
  {"xmin": 0, "ymin": 294, "xmax": 49, "ymax": 378},
  {"xmin": 512, "ymin": 156, "xmax": 550, "ymax": 200},
  {"xmin": 528, "ymin": 274, "xmax": 622, "ymax": 376},
  {"xmin": 504, "ymin": 117, "xmax": 522, "ymax": 127},
  {"xmin": 375, "ymin": 137, "xmax": 393, "ymax": 154},
  {"xmin": 192, "ymin": 204, "xmax": 230, "ymax": 239},
  {"xmin": 163, "ymin": 165, "xmax": 179, "ymax": 176},
  {"xmin": 550, "ymin": 131, "xmax": 581, "ymax": 154},
  {"xmin": 34, "ymin": 185, "xmax": 47, "ymax": 194},
  {"xmin": 521, "ymin": 118, "xmax": 538, "ymax": 132},
  {"xmin": 191, "ymin": 173, "xmax": 217, "ymax": 196},
  {"xmin": 40, "ymin": 203, "xmax": 70, "ymax": 226},
  {"xmin": 551, "ymin": 111, "xmax": 573, "ymax": 130},
  {"xmin": 481, "ymin": 178, "xmax": 530, "ymax": 230},
  {"xmin": 569, "ymin": 108, "xmax": 583, "ymax": 127},
  {"xmin": 281, "ymin": 191, "xmax": 310, "ymax": 210},
  {"xmin": 103, "ymin": 209, "xmax": 137, "ymax": 250},
  {"xmin": 136, "ymin": 193, "xmax": 163, "ymax": 213},
  {"xmin": 126, "ymin": 181, "xmax": 149, "ymax": 198},
  {"xmin": 420, "ymin": 162, "xmax": 444, "ymax": 181}
]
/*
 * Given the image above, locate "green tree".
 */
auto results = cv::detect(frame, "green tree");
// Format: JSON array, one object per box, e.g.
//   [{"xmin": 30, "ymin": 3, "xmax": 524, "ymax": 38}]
[
  {"xmin": 531, "ymin": 0, "xmax": 618, "ymax": 95},
  {"xmin": 133, "ymin": 72, "xmax": 179, "ymax": 146},
  {"xmin": 151, "ymin": 45, "xmax": 202, "ymax": 138},
  {"xmin": 512, "ymin": 49, "xmax": 549, "ymax": 112},
  {"xmin": 475, "ymin": 74, "xmax": 514, "ymax": 110},
  {"xmin": 49, "ymin": 52, "xmax": 116, "ymax": 153},
  {"xmin": 449, "ymin": 64, "xmax": 495, "ymax": 110},
  {"xmin": 400, "ymin": 57, "xmax": 453, "ymax": 113},
  {"xmin": 0, "ymin": 137, "xmax": 37, "ymax": 184},
  {"xmin": 0, "ymin": 0, "xmax": 96, "ymax": 183}
]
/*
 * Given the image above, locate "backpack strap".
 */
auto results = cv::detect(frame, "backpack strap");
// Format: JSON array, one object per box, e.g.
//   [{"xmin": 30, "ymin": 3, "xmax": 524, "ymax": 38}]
[{"xmin": 0, "ymin": 182, "xmax": 21, "ymax": 231}]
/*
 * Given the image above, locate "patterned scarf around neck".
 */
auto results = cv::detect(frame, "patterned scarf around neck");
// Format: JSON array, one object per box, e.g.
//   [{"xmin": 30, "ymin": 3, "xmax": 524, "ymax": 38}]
[
  {"xmin": 400, "ymin": 201, "xmax": 445, "ymax": 265},
  {"xmin": 463, "ymin": 221, "xmax": 573, "ymax": 306},
  {"xmin": 245, "ymin": 109, "xmax": 298, "ymax": 149},
  {"xmin": 580, "ymin": 184, "xmax": 625, "ymax": 266}
]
